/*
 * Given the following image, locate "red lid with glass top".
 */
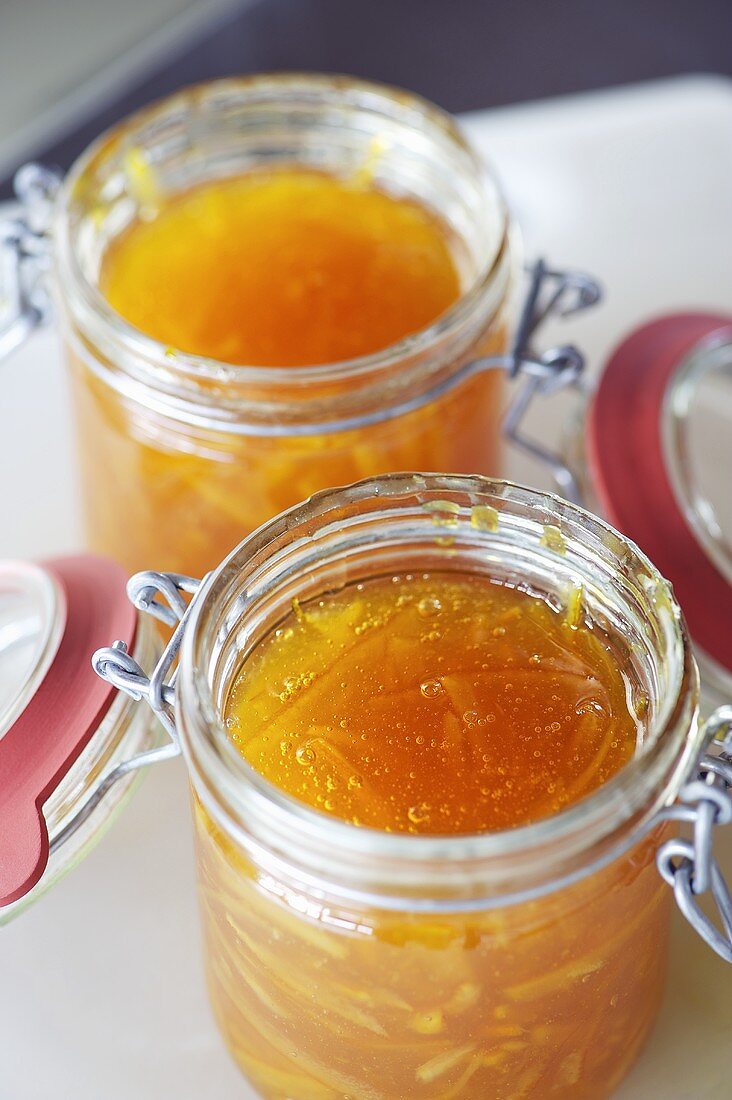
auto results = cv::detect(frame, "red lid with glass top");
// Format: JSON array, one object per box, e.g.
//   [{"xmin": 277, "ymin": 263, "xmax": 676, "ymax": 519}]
[
  {"xmin": 0, "ymin": 555, "xmax": 135, "ymax": 905},
  {"xmin": 587, "ymin": 312, "xmax": 732, "ymax": 681}
]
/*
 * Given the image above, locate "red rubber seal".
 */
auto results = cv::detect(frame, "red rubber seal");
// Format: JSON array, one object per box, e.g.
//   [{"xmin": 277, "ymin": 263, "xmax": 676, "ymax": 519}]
[
  {"xmin": 588, "ymin": 312, "xmax": 732, "ymax": 676},
  {"xmin": 0, "ymin": 555, "xmax": 136, "ymax": 906}
]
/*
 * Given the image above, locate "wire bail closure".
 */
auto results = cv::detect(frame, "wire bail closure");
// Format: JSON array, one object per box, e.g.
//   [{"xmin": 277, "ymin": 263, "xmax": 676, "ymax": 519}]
[
  {"xmin": 48, "ymin": 574, "xmax": 202, "ymax": 858},
  {"xmin": 502, "ymin": 259, "xmax": 600, "ymax": 503},
  {"xmin": 656, "ymin": 708, "xmax": 732, "ymax": 963},
  {"xmin": 0, "ymin": 164, "xmax": 61, "ymax": 361},
  {"xmin": 92, "ymin": 571, "xmax": 202, "ymax": 746}
]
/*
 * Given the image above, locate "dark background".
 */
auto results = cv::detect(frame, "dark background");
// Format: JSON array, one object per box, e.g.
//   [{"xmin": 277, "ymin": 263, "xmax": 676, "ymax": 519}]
[{"xmin": 2, "ymin": 0, "xmax": 730, "ymax": 195}]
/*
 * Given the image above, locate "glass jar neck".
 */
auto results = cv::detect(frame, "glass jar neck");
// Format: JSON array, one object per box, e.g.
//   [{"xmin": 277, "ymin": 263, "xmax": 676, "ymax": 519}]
[
  {"xmin": 53, "ymin": 74, "xmax": 513, "ymax": 432},
  {"xmin": 177, "ymin": 473, "xmax": 700, "ymax": 912}
]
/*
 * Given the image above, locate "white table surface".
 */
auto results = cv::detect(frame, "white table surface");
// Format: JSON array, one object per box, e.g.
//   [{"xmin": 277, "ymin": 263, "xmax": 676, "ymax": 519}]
[{"xmin": 1, "ymin": 75, "xmax": 731, "ymax": 1099}]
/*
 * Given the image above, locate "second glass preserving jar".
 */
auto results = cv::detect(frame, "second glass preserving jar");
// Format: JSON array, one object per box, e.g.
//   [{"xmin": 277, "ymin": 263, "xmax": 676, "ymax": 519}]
[
  {"xmin": 51, "ymin": 75, "xmax": 515, "ymax": 577},
  {"xmin": 173, "ymin": 474, "xmax": 701, "ymax": 1100}
]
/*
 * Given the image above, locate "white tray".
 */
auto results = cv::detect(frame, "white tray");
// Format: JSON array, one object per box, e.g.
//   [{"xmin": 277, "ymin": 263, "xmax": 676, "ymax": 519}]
[{"xmin": 1, "ymin": 75, "xmax": 731, "ymax": 1099}]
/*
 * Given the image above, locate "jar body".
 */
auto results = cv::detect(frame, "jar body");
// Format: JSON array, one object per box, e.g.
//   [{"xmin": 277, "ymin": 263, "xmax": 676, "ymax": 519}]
[
  {"xmin": 55, "ymin": 76, "xmax": 513, "ymax": 576},
  {"xmin": 65, "ymin": 345, "xmax": 505, "ymax": 577},
  {"xmin": 193, "ymin": 795, "xmax": 671, "ymax": 1100}
]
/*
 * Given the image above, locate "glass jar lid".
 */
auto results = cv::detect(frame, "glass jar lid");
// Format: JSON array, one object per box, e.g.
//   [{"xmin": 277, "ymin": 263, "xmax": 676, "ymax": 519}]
[
  {"xmin": 0, "ymin": 555, "xmax": 136, "ymax": 906},
  {"xmin": 587, "ymin": 313, "xmax": 732, "ymax": 695},
  {"xmin": 0, "ymin": 560, "xmax": 64, "ymax": 742}
]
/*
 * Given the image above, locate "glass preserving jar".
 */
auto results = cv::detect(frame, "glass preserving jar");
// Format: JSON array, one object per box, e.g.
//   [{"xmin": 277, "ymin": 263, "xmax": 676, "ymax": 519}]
[
  {"xmin": 0, "ymin": 75, "xmax": 517, "ymax": 578},
  {"xmin": 177, "ymin": 474, "xmax": 705, "ymax": 1100},
  {"xmin": 5, "ymin": 474, "xmax": 729, "ymax": 1099}
]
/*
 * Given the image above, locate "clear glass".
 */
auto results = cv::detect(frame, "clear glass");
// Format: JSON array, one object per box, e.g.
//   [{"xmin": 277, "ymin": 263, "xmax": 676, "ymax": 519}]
[
  {"xmin": 0, "ymin": 561, "xmax": 63, "ymax": 740},
  {"xmin": 176, "ymin": 473, "xmax": 701, "ymax": 1099},
  {"xmin": 0, "ymin": 607, "xmax": 161, "ymax": 924},
  {"xmin": 52, "ymin": 75, "xmax": 516, "ymax": 578},
  {"xmin": 662, "ymin": 332, "xmax": 732, "ymax": 587}
]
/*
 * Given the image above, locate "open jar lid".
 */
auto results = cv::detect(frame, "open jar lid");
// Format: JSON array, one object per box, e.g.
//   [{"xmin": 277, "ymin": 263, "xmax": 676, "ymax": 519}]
[
  {"xmin": 0, "ymin": 555, "xmax": 137, "ymax": 908},
  {"xmin": 587, "ymin": 313, "xmax": 732, "ymax": 697}
]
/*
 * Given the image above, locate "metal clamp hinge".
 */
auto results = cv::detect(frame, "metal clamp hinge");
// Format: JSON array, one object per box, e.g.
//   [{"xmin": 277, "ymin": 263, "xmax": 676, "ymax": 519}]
[
  {"xmin": 276, "ymin": 257, "xmax": 601, "ymax": 449},
  {"xmin": 51, "ymin": 572, "xmax": 204, "ymax": 856},
  {"xmin": 92, "ymin": 571, "xmax": 204, "ymax": 755},
  {"xmin": 502, "ymin": 259, "xmax": 601, "ymax": 503},
  {"xmin": 656, "ymin": 707, "xmax": 732, "ymax": 963},
  {"xmin": 0, "ymin": 164, "xmax": 62, "ymax": 361}
]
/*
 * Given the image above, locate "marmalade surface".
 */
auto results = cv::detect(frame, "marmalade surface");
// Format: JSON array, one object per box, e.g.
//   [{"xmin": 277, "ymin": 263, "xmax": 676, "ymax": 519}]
[
  {"xmin": 224, "ymin": 572, "xmax": 639, "ymax": 832},
  {"xmin": 101, "ymin": 170, "xmax": 461, "ymax": 366}
]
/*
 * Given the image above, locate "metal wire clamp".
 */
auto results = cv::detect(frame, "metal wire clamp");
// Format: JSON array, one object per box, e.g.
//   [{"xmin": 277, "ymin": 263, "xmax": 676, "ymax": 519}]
[
  {"xmin": 0, "ymin": 164, "xmax": 61, "ymax": 360},
  {"xmin": 92, "ymin": 571, "xmax": 203, "ymax": 746},
  {"xmin": 502, "ymin": 259, "xmax": 600, "ymax": 503},
  {"xmin": 49, "ymin": 573, "xmax": 202, "ymax": 855},
  {"xmin": 656, "ymin": 708, "xmax": 732, "ymax": 963}
]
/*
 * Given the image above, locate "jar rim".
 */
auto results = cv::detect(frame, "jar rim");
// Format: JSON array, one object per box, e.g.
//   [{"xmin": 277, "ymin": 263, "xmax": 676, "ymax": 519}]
[
  {"xmin": 177, "ymin": 473, "xmax": 702, "ymax": 908},
  {"xmin": 54, "ymin": 72, "xmax": 511, "ymax": 389}
]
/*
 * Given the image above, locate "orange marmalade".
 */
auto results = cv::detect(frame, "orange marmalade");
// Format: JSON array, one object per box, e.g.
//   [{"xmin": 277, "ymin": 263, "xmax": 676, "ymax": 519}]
[
  {"xmin": 192, "ymin": 569, "xmax": 671, "ymax": 1099},
  {"xmin": 69, "ymin": 167, "xmax": 507, "ymax": 577},
  {"xmin": 224, "ymin": 573, "xmax": 639, "ymax": 833},
  {"xmin": 100, "ymin": 170, "xmax": 461, "ymax": 366}
]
